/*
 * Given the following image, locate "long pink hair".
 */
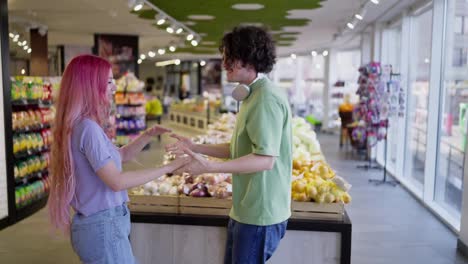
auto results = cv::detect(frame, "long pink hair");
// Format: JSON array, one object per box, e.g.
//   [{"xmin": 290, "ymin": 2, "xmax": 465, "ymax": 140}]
[{"xmin": 48, "ymin": 55, "xmax": 112, "ymax": 233}]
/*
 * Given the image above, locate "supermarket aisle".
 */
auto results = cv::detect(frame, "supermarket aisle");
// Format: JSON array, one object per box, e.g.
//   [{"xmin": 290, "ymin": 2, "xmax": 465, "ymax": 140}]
[{"xmin": 318, "ymin": 133, "xmax": 468, "ymax": 264}]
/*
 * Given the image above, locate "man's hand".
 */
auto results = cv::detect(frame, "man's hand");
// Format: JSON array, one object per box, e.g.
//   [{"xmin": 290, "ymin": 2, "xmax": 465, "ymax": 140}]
[
  {"xmin": 143, "ymin": 125, "xmax": 171, "ymax": 138},
  {"xmin": 174, "ymin": 147, "xmax": 213, "ymax": 176},
  {"xmin": 165, "ymin": 134, "xmax": 196, "ymax": 155}
]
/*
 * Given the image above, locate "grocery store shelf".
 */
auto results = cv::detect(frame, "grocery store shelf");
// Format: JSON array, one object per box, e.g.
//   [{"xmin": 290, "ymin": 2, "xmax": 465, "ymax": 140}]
[
  {"xmin": 116, "ymin": 128, "xmax": 145, "ymax": 134},
  {"xmin": 11, "ymin": 99, "xmax": 52, "ymax": 107},
  {"xmin": 15, "ymin": 170, "xmax": 48, "ymax": 186},
  {"xmin": 116, "ymin": 114, "xmax": 146, "ymax": 120},
  {"xmin": 131, "ymin": 211, "xmax": 351, "ymax": 264},
  {"xmin": 14, "ymin": 146, "xmax": 50, "ymax": 160},
  {"xmin": 15, "ymin": 195, "xmax": 48, "ymax": 223},
  {"xmin": 13, "ymin": 123, "xmax": 51, "ymax": 134},
  {"xmin": 115, "ymin": 103, "xmax": 145, "ymax": 107}
]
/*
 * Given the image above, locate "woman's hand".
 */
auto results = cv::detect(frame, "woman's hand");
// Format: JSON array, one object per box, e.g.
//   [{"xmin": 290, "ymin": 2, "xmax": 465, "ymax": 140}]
[
  {"xmin": 143, "ymin": 125, "xmax": 171, "ymax": 138},
  {"xmin": 165, "ymin": 155, "xmax": 192, "ymax": 174},
  {"xmin": 173, "ymin": 147, "xmax": 213, "ymax": 176},
  {"xmin": 165, "ymin": 134, "xmax": 196, "ymax": 154}
]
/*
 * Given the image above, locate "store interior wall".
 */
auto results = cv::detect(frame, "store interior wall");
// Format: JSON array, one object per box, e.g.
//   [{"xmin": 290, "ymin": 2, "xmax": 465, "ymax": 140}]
[{"xmin": 139, "ymin": 61, "xmax": 166, "ymax": 97}]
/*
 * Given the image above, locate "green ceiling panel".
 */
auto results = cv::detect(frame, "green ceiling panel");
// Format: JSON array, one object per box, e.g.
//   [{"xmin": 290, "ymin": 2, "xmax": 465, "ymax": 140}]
[{"xmin": 133, "ymin": 0, "xmax": 325, "ymax": 53}]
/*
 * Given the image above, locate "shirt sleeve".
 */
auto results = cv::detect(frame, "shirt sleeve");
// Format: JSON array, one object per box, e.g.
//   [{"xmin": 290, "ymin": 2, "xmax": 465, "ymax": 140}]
[
  {"xmin": 246, "ymin": 99, "xmax": 284, "ymax": 157},
  {"xmin": 80, "ymin": 121, "xmax": 114, "ymax": 172}
]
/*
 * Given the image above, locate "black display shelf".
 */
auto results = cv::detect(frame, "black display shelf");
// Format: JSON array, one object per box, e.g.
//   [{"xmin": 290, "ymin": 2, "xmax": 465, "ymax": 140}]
[
  {"xmin": 15, "ymin": 169, "xmax": 48, "ymax": 186},
  {"xmin": 14, "ymin": 146, "xmax": 49, "ymax": 160},
  {"xmin": 116, "ymin": 103, "xmax": 145, "ymax": 107},
  {"xmin": 15, "ymin": 194, "xmax": 48, "ymax": 223},
  {"xmin": 116, "ymin": 128, "xmax": 146, "ymax": 134},
  {"xmin": 13, "ymin": 123, "xmax": 50, "ymax": 134},
  {"xmin": 11, "ymin": 99, "xmax": 52, "ymax": 107},
  {"xmin": 115, "ymin": 90, "xmax": 144, "ymax": 94},
  {"xmin": 116, "ymin": 114, "xmax": 146, "ymax": 120}
]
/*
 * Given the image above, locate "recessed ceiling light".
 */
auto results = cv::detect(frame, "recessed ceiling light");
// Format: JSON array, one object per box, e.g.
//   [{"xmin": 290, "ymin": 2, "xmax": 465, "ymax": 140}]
[
  {"xmin": 182, "ymin": 21, "xmax": 196, "ymax": 26},
  {"xmin": 158, "ymin": 48, "xmax": 166, "ymax": 55},
  {"xmin": 347, "ymin": 23, "xmax": 355, "ymax": 29},
  {"xmin": 231, "ymin": 3, "xmax": 265, "ymax": 10},
  {"xmin": 140, "ymin": 54, "xmax": 146, "ymax": 60},
  {"xmin": 191, "ymin": 40, "xmax": 198, "ymax": 46},
  {"xmin": 311, "ymin": 51, "xmax": 318, "ymax": 57},
  {"xmin": 169, "ymin": 46, "xmax": 176, "ymax": 52},
  {"xmin": 137, "ymin": 59, "xmax": 142, "ymax": 64},
  {"xmin": 186, "ymin": 34, "xmax": 194, "ymax": 41},
  {"xmin": 148, "ymin": 51, "xmax": 156, "ymax": 57},
  {"xmin": 175, "ymin": 59, "xmax": 181, "ymax": 65},
  {"xmin": 187, "ymin": 15, "xmax": 215, "ymax": 20},
  {"xmin": 355, "ymin": 14, "xmax": 363, "ymax": 20},
  {"xmin": 200, "ymin": 60, "xmax": 206, "ymax": 66},
  {"xmin": 322, "ymin": 50, "xmax": 329, "ymax": 57}
]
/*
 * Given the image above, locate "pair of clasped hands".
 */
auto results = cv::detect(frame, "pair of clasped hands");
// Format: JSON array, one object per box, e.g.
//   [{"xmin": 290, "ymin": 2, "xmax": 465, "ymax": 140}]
[{"xmin": 145, "ymin": 125, "xmax": 210, "ymax": 176}]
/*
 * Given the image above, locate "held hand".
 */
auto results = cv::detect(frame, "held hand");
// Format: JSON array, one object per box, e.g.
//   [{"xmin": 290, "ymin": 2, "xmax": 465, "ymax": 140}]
[
  {"xmin": 143, "ymin": 125, "xmax": 172, "ymax": 138},
  {"xmin": 166, "ymin": 155, "xmax": 192, "ymax": 173},
  {"xmin": 165, "ymin": 134, "xmax": 196, "ymax": 155},
  {"xmin": 174, "ymin": 147, "xmax": 213, "ymax": 176}
]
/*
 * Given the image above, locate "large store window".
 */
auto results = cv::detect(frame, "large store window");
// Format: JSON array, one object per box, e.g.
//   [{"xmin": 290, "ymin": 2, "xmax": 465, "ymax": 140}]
[
  {"xmin": 404, "ymin": 8, "xmax": 433, "ymax": 191},
  {"xmin": 434, "ymin": 0, "xmax": 468, "ymax": 219}
]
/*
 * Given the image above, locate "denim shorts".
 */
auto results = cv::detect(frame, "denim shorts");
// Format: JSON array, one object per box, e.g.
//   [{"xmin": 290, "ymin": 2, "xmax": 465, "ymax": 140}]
[
  {"xmin": 71, "ymin": 204, "xmax": 136, "ymax": 264},
  {"xmin": 224, "ymin": 218, "xmax": 288, "ymax": 264}
]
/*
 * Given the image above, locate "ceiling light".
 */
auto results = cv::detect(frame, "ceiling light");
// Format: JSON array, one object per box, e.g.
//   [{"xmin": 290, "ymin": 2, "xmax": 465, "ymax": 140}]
[
  {"xmin": 347, "ymin": 23, "xmax": 355, "ymax": 29},
  {"xmin": 23, "ymin": 45, "xmax": 28, "ymax": 50},
  {"xmin": 291, "ymin": 54, "xmax": 297, "ymax": 59},
  {"xmin": 424, "ymin": 58, "xmax": 430, "ymax": 64},
  {"xmin": 175, "ymin": 59, "xmax": 181, "ymax": 65},
  {"xmin": 9, "ymin": 33, "xmax": 14, "ymax": 38},
  {"xmin": 27, "ymin": 48, "xmax": 31, "ymax": 53},
  {"xmin": 176, "ymin": 28, "xmax": 183, "ymax": 34},
  {"xmin": 187, "ymin": 34, "xmax": 194, "ymax": 41},
  {"xmin": 158, "ymin": 48, "xmax": 166, "ymax": 55},
  {"xmin": 155, "ymin": 59, "xmax": 181, "ymax": 67},
  {"xmin": 200, "ymin": 60, "xmax": 206, "ymax": 66},
  {"xmin": 18, "ymin": 41, "xmax": 24, "ymax": 47},
  {"xmin": 22, "ymin": 41, "xmax": 27, "ymax": 46},
  {"xmin": 13, "ymin": 38, "xmax": 18, "ymax": 43},
  {"xmin": 187, "ymin": 15, "xmax": 215, "ymax": 20},
  {"xmin": 148, "ymin": 51, "xmax": 156, "ymax": 57},
  {"xmin": 140, "ymin": 54, "xmax": 146, "ymax": 60},
  {"xmin": 157, "ymin": 18, "xmax": 166, "ymax": 25},
  {"xmin": 355, "ymin": 14, "xmax": 363, "ymax": 20},
  {"xmin": 191, "ymin": 40, "xmax": 198, "ymax": 46},
  {"xmin": 14, "ymin": 34, "xmax": 19, "ymax": 39},
  {"xmin": 311, "ymin": 51, "xmax": 318, "ymax": 57},
  {"xmin": 137, "ymin": 59, "xmax": 142, "ymax": 64},
  {"xmin": 370, "ymin": 0, "xmax": 379, "ymax": 4},
  {"xmin": 231, "ymin": 4, "xmax": 265, "ymax": 10},
  {"xmin": 322, "ymin": 50, "xmax": 329, "ymax": 56},
  {"xmin": 169, "ymin": 46, "xmax": 176, "ymax": 52},
  {"xmin": 166, "ymin": 27, "xmax": 174, "ymax": 34},
  {"xmin": 133, "ymin": 0, "xmax": 144, "ymax": 11},
  {"xmin": 21, "ymin": 69, "xmax": 25, "ymax": 75}
]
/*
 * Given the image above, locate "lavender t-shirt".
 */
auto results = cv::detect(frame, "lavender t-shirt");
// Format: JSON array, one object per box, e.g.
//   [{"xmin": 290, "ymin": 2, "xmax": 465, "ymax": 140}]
[{"xmin": 70, "ymin": 118, "xmax": 128, "ymax": 216}]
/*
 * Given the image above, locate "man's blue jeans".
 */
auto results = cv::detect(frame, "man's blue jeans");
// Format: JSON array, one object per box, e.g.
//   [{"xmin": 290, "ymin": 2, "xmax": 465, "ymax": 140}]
[{"xmin": 224, "ymin": 218, "xmax": 288, "ymax": 264}]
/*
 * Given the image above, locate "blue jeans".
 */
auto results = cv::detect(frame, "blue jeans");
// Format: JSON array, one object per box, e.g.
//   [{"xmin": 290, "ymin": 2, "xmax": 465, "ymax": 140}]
[
  {"xmin": 71, "ymin": 204, "xmax": 136, "ymax": 264},
  {"xmin": 224, "ymin": 218, "xmax": 288, "ymax": 264}
]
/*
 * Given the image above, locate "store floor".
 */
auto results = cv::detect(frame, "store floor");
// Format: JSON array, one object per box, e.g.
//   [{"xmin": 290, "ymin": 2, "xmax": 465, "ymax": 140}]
[{"xmin": 0, "ymin": 123, "xmax": 468, "ymax": 264}]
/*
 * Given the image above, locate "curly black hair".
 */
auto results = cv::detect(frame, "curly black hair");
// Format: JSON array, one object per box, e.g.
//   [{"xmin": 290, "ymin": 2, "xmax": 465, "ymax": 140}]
[{"xmin": 219, "ymin": 26, "xmax": 276, "ymax": 73}]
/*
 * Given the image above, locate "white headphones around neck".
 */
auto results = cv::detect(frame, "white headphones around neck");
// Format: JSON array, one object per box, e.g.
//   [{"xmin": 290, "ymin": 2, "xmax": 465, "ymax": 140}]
[{"xmin": 232, "ymin": 84, "xmax": 250, "ymax": 101}]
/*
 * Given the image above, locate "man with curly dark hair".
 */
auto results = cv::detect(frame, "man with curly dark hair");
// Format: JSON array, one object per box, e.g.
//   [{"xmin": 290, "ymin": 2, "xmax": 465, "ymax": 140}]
[{"xmin": 167, "ymin": 26, "xmax": 292, "ymax": 264}]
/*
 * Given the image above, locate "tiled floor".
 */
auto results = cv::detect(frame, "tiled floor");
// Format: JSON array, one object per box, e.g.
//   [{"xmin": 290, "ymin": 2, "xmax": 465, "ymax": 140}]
[{"xmin": 0, "ymin": 123, "xmax": 467, "ymax": 264}]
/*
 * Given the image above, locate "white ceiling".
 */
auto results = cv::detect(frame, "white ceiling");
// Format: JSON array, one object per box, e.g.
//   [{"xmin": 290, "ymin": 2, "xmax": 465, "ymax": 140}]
[{"xmin": 7, "ymin": 0, "xmax": 422, "ymax": 59}]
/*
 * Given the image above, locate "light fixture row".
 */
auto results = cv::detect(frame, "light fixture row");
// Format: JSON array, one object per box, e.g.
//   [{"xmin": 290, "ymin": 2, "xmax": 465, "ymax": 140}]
[
  {"xmin": 346, "ymin": 0, "xmax": 379, "ymax": 31},
  {"xmin": 9, "ymin": 32, "xmax": 31, "ymax": 54}
]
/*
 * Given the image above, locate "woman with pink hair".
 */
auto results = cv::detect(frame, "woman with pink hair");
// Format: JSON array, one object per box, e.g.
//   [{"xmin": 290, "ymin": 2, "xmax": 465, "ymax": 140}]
[{"xmin": 47, "ymin": 54, "xmax": 187, "ymax": 263}]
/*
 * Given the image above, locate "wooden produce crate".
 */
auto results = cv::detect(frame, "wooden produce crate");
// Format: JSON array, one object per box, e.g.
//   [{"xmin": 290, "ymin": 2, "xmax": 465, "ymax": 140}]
[
  {"xmin": 291, "ymin": 201, "xmax": 344, "ymax": 221},
  {"xmin": 179, "ymin": 196, "xmax": 232, "ymax": 216},
  {"xmin": 128, "ymin": 195, "xmax": 179, "ymax": 214}
]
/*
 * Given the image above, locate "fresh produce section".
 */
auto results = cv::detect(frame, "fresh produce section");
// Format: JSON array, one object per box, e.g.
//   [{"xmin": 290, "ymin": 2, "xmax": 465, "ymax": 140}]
[
  {"xmin": 114, "ymin": 73, "xmax": 146, "ymax": 146},
  {"xmin": 130, "ymin": 113, "xmax": 351, "ymax": 218}
]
